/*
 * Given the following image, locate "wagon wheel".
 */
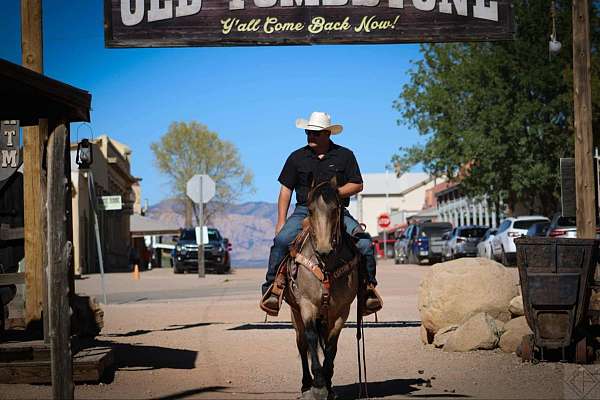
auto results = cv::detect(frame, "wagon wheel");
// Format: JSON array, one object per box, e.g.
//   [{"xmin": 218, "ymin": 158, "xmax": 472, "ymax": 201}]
[
  {"xmin": 520, "ymin": 334, "xmax": 536, "ymax": 363},
  {"xmin": 575, "ymin": 336, "xmax": 589, "ymax": 364}
]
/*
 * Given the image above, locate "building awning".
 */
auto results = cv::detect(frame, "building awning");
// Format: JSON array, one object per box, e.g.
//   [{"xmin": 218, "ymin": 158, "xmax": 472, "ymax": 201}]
[
  {"xmin": 0, "ymin": 58, "xmax": 91, "ymax": 125},
  {"xmin": 130, "ymin": 214, "xmax": 180, "ymax": 237}
]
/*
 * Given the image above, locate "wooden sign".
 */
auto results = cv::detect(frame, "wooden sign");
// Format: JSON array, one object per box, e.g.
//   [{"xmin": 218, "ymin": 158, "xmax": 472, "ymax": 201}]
[
  {"xmin": 105, "ymin": 0, "xmax": 514, "ymax": 47},
  {"xmin": 0, "ymin": 120, "xmax": 20, "ymax": 182}
]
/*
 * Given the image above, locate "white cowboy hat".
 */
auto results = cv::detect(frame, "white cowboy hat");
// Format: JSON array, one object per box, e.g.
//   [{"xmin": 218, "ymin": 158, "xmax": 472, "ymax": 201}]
[{"xmin": 295, "ymin": 112, "xmax": 343, "ymax": 135}]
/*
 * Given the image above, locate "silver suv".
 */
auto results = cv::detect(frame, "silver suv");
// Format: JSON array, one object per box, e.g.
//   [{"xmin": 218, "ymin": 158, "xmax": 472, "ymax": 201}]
[{"xmin": 491, "ymin": 216, "xmax": 549, "ymax": 265}]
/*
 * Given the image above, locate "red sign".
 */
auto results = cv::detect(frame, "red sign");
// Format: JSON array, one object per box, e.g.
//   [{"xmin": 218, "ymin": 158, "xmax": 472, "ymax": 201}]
[{"xmin": 377, "ymin": 213, "xmax": 390, "ymax": 229}]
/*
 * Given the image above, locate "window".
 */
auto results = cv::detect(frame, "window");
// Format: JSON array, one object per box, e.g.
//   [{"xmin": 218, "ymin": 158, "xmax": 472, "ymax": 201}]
[
  {"xmin": 514, "ymin": 220, "xmax": 549, "ymax": 230},
  {"xmin": 458, "ymin": 227, "xmax": 488, "ymax": 238},
  {"xmin": 497, "ymin": 220, "xmax": 511, "ymax": 233}
]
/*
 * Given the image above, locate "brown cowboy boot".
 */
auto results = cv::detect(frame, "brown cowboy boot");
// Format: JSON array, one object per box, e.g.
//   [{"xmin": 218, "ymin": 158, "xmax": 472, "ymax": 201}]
[
  {"xmin": 363, "ymin": 284, "xmax": 383, "ymax": 316},
  {"xmin": 259, "ymin": 263, "xmax": 287, "ymax": 316}
]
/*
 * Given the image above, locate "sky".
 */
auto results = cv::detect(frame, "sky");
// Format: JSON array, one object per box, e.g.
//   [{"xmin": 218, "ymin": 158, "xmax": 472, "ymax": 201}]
[{"xmin": 0, "ymin": 1, "xmax": 425, "ymax": 206}]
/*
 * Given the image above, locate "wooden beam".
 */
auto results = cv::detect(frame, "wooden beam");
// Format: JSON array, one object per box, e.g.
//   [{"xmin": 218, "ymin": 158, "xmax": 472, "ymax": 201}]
[
  {"xmin": 573, "ymin": 0, "xmax": 596, "ymax": 239},
  {"xmin": 0, "ymin": 273, "xmax": 25, "ymax": 286},
  {"xmin": 46, "ymin": 123, "xmax": 73, "ymax": 400},
  {"xmin": 21, "ymin": 0, "xmax": 42, "ymax": 74},
  {"xmin": 21, "ymin": 0, "xmax": 48, "ymax": 331}
]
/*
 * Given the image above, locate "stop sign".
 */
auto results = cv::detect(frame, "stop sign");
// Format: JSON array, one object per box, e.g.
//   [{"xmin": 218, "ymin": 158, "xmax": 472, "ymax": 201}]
[{"xmin": 378, "ymin": 213, "xmax": 391, "ymax": 229}]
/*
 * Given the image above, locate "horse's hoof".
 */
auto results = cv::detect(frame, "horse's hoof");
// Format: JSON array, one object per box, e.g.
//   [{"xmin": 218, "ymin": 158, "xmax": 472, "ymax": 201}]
[
  {"xmin": 299, "ymin": 389, "xmax": 315, "ymax": 400},
  {"xmin": 310, "ymin": 386, "xmax": 329, "ymax": 400}
]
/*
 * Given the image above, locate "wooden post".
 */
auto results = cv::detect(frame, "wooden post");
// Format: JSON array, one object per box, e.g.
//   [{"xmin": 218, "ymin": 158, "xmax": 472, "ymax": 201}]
[
  {"xmin": 47, "ymin": 122, "xmax": 74, "ymax": 400},
  {"xmin": 21, "ymin": 0, "xmax": 49, "ymax": 331},
  {"xmin": 573, "ymin": 0, "xmax": 595, "ymax": 239}
]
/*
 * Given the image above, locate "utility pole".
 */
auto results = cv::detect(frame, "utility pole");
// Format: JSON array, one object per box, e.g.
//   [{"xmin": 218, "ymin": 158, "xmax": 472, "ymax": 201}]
[
  {"xmin": 21, "ymin": 0, "xmax": 49, "ymax": 333},
  {"xmin": 572, "ymin": 0, "xmax": 595, "ymax": 238}
]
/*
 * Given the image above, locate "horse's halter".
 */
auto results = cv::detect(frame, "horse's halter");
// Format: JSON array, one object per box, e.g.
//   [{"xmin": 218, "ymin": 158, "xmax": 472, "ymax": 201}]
[{"xmin": 307, "ymin": 181, "xmax": 343, "ymax": 269}]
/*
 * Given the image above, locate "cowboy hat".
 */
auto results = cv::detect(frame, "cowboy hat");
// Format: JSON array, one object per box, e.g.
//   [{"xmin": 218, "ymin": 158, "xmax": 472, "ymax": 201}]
[{"xmin": 295, "ymin": 112, "xmax": 343, "ymax": 135}]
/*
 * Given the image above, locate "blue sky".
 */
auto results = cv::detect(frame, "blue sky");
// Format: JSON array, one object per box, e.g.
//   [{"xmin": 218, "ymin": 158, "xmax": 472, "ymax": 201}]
[{"xmin": 0, "ymin": 1, "xmax": 424, "ymax": 205}]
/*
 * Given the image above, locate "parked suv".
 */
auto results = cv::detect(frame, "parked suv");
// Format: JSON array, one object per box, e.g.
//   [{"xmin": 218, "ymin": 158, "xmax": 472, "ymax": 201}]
[
  {"xmin": 403, "ymin": 221, "xmax": 453, "ymax": 264},
  {"xmin": 492, "ymin": 216, "xmax": 549, "ymax": 265},
  {"xmin": 442, "ymin": 225, "xmax": 488, "ymax": 260},
  {"xmin": 172, "ymin": 228, "xmax": 231, "ymax": 274}
]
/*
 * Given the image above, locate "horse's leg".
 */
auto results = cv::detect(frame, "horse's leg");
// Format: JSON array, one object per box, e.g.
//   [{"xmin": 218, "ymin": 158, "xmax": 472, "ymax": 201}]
[
  {"xmin": 305, "ymin": 320, "xmax": 325, "ymax": 389},
  {"xmin": 323, "ymin": 313, "xmax": 347, "ymax": 398},
  {"xmin": 292, "ymin": 308, "xmax": 312, "ymax": 393}
]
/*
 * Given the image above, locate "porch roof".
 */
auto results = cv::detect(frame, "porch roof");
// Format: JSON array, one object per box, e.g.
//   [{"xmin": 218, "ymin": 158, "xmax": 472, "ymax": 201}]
[{"xmin": 0, "ymin": 58, "xmax": 91, "ymax": 125}]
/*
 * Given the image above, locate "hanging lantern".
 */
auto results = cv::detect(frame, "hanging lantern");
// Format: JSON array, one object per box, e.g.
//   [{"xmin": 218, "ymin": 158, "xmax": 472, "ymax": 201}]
[
  {"xmin": 549, "ymin": 1, "xmax": 561, "ymax": 55},
  {"xmin": 76, "ymin": 138, "xmax": 93, "ymax": 169}
]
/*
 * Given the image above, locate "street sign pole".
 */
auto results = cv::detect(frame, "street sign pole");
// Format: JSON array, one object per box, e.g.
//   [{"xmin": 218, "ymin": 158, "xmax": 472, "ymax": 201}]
[
  {"xmin": 383, "ymin": 230, "xmax": 387, "ymax": 260},
  {"xmin": 186, "ymin": 172, "xmax": 215, "ymax": 278},
  {"xmin": 198, "ymin": 174, "xmax": 205, "ymax": 278}
]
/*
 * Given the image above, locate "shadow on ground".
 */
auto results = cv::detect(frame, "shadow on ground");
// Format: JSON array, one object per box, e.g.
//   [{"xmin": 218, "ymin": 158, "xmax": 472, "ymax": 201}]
[
  {"xmin": 85, "ymin": 339, "xmax": 198, "ymax": 384},
  {"xmin": 105, "ymin": 322, "xmax": 214, "ymax": 337},
  {"xmin": 150, "ymin": 386, "xmax": 227, "ymax": 400},
  {"xmin": 334, "ymin": 378, "xmax": 470, "ymax": 399},
  {"xmin": 228, "ymin": 321, "xmax": 421, "ymax": 331}
]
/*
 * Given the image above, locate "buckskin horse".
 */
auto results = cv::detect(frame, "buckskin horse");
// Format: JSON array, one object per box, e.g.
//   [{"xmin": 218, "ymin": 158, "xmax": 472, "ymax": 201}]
[{"xmin": 284, "ymin": 178, "xmax": 362, "ymax": 400}]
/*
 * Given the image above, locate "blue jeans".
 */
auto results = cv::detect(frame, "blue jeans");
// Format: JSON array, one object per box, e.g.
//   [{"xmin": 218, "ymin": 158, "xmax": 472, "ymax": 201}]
[{"xmin": 262, "ymin": 205, "xmax": 377, "ymax": 294}]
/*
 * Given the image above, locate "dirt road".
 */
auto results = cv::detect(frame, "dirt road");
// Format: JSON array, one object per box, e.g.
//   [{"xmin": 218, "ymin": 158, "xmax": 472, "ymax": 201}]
[{"xmin": 0, "ymin": 260, "xmax": 593, "ymax": 399}]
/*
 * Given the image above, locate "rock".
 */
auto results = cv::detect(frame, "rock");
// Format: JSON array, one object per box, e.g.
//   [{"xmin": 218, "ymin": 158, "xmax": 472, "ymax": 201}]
[
  {"xmin": 499, "ymin": 316, "xmax": 533, "ymax": 353},
  {"xmin": 433, "ymin": 325, "xmax": 459, "ymax": 348},
  {"xmin": 418, "ymin": 258, "xmax": 518, "ymax": 337},
  {"xmin": 509, "ymin": 295, "xmax": 524, "ymax": 317},
  {"xmin": 420, "ymin": 324, "xmax": 433, "ymax": 344},
  {"xmin": 444, "ymin": 313, "xmax": 503, "ymax": 352}
]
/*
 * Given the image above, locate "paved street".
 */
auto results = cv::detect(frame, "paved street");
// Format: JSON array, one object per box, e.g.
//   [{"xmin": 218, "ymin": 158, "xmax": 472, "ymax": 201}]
[{"xmin": 0, "ymin": 260, "xmax": 592, "ymax": 399}]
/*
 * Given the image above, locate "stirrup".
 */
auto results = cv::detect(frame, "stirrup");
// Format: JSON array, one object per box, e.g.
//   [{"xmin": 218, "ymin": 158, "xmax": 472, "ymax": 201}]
[
  {"xmin": 259, "ymin": 284, "xmax": 283, "ymax": 317},
  {"xmin": 362, "ymin": 285, "xmax": 383, "ymax": 317}
]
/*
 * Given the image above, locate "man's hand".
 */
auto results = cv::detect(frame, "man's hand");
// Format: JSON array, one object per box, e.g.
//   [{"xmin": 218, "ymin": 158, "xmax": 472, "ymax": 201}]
[
  {"xmin": 275, "ymin": 221, "xmax": 285, "ymax": 235},
  {"xmin": 338, "ymin": 182, "xmax": 363, "ymax": 198}
]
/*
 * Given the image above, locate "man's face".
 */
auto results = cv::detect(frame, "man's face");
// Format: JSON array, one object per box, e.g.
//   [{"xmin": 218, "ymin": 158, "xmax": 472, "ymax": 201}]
[{"xmin": 305, "ymin": 129, "xmax": 331, "ymax": 148}]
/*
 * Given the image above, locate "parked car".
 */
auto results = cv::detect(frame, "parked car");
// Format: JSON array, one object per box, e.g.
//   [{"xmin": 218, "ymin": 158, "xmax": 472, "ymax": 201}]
[
  {"xmin": 491, "ymin": 216, "xmax": 550, "ymax": 265},
  {"xmin": 526, "ymin": 221, "xmax": 551, "ymax": 237},
  {"xmin": 394, "ymin": 232, "xmax": 409, "ymax": 264},
  {"xmin": 477, "ymin": 228, "xmax": 497, "ymax": 259},
  {"xmin": 442, "ymin": 225, "xmax": 488, "ymax": 260},
  {"xmin": 403, "ymin": 221, "xmax": 453, "ymax": 264},
  {"xmin": 172, "ymin": 228, "xmax": 232, "ymax": 274},
  {"xmin": 546, "ymin": 214, "xmax": 576, "ymax": 238},
  {"xmin": 440, "ymin": 230, "xmax": 452, "ymax": 261}
]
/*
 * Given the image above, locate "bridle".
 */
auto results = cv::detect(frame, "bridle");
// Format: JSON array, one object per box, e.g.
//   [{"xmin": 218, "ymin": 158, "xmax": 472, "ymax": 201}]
[{"xmin": 306, "ymin": 181, "xmax": 343, "ymax": 269}]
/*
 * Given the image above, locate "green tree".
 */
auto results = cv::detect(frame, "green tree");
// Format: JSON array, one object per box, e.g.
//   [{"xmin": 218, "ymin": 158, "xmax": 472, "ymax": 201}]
[
  {"xmin": 150, "ymin": 121, "xmax": 254, "ymax": 226},
  {"xmin": 393, "ymin": 0, "xmax": 600, "ymax": 216}
]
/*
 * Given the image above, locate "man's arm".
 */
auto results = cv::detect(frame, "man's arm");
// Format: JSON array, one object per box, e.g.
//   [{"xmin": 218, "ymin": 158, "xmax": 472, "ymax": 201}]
[
  {"xmin": 338, "ymin": 182, "xmax": 363, "ymax": 198},
  {"xmin": 275, "ymin": 185, "xmax": 293, "ymax": 234}
]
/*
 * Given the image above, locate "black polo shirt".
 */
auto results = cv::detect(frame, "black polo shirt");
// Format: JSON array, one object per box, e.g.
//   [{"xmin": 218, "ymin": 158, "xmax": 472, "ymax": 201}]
[{"xmin": 278, "ymin": 141, "xmax": 363, "ymax": 207}]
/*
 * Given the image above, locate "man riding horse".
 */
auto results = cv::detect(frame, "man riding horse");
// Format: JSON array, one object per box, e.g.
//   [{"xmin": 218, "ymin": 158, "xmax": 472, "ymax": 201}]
[{"xmin": 260, "ymin": 111, "xmax": 382, "ymax": 316}]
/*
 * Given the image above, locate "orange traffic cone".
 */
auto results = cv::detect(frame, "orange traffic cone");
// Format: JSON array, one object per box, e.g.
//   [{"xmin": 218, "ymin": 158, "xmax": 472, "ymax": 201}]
[{"xmin": 133, "ymin": 264, "xmax": 140, "ymax": 280}]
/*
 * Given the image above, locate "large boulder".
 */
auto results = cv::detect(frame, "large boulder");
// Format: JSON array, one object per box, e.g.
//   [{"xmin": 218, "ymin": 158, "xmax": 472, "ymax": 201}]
[
  {"xmin": 418, "ymin": 258, "xmax": 518, "ymax": 336},
  {"xmin": 433, "ymin": 325, "xmax": 459, "ymax": 348},
  {"xmin": 499, "ymin": 316, "xmax": 533, "ymax": 353},
  {"xmin": 509, "ymin": 295, "xmax": 524, "ymax": 317},
  {"xmin": 444, "ymin": 313, "xmax": 503, "ymax": 352}
]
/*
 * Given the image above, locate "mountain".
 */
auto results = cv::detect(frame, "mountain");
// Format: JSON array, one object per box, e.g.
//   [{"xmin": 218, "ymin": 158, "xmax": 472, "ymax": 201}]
[{"xmin": 146, "ymin": 199, "xmax": 277, "ymax": 267}]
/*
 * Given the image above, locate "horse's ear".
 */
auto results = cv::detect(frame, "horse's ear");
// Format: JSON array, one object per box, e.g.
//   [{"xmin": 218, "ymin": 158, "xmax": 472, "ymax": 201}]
[
  {"xmin": 330, "ymin": 175, "xmax": 338, "ymax": 188},
  {"xmin": 308, "ymin": 172, "xmax": 315, "ymax": 188}
]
